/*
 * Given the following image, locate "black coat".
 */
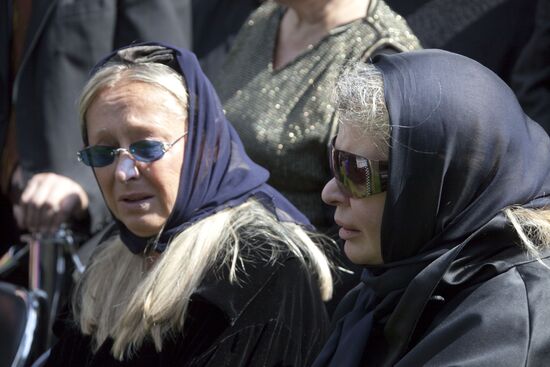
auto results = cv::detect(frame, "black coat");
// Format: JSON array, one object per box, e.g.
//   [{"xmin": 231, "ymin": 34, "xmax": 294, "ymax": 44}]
[
  {"xmin": 46, "ymin": 253, "xmax": 329, "ymax": 366},
  {"xmin": 333, "ymin": 222, "xmax": 550, "ymax": 366},
  {"xmin": 396, "ymin": 259, "xmax": 550, "ymax": 365}
]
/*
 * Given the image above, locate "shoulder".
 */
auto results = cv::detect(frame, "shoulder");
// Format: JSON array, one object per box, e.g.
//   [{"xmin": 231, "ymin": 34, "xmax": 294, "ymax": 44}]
[
  {"xmin": 188, "ymin": 255, "xmax": 329, "ymax": 367},
  {"xmin": 448, "ymin": 261, "xmax": 550, "ymax": 322},
  {"xmin": 196, "ymin": 233, "xmax": 328, "ymax": 327},
  {"xmin": 400, "ymin": 263, "xmax": 550, "ymax": 366},
  {"xmin": 189, "ymin": 317, "xmax": 324, "ymax": 367},
  {"xmin": 510, "ymin": 261, "xmax": 550, "ymax": 364},
  {"xmin": 235, "ymin": 254, "xmax": 330, "ymax": 342},
  {"xmin": 210, "ymin": 1, "xmax": 281, "ymax": 91},
  {"xmin": 366, "ymin": 0, "xmax": 421, "ymax": 52},
  {"xmin": 246, "ymin": 1, "xmax": 281, "ymax": 24},
  {"xmin": 236, "ymin": 254, "xmax": 327, "ymax": 322},
  {"xmin": 231, "ymin": 0, "xmax": 281, "ymax": 38}
]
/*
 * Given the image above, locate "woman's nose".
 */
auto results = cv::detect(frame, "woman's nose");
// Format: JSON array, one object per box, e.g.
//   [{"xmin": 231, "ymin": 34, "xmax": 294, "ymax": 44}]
[
  {"xmin": 115, "ymin": 153, "xmax": 139, "ymax": 183},
  {"xmin": 321, "ymin": 178, "xmax": 348, "ymax": 206}
]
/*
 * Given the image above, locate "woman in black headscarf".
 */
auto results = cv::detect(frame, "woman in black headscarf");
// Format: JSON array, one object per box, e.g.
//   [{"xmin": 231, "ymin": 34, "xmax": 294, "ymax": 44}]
[
  {"xmin": 44, "ymin": 43, "xmax": 333, "ymax": 366},
  {"xmin": 314, "ymin": 49, "xmax": 550, "ymax": 366}
]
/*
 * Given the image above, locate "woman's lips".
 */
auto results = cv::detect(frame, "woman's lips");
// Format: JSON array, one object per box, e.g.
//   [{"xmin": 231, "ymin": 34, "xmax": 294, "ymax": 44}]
[
  {"xmin": 338, "ymin": 226, "xmax": 361, "ymax": 240},
  {"xmin": 118, "ymin": 193, "xmax": 154, "ymax": 210},
  {"xmin": 335, "ymin": 219, "xmax": 361, "ymax": 240}
]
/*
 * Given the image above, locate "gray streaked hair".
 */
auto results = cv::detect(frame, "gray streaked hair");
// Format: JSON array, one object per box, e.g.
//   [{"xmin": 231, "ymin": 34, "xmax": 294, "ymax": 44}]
[
  {"xmin": 334, "ymin": 62, "xmax": 390, "ymax": 143},
  {"xmin": 337, "ymin": 66, "xmax": 550, "ymax": 269}
]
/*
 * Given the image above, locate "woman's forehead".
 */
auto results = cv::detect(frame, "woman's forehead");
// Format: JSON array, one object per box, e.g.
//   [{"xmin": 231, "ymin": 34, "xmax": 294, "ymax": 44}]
[
  {"xmin": 86, "ymin": 82, "xmax": 187, "ymax": 138},
  {"xmin": 337, "ymin": 122, "xmax": 389, "ymax": 161}
]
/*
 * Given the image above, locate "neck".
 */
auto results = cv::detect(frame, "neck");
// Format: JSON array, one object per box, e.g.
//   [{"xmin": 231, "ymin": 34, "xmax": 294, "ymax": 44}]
[
  {"xmin": 273, "ymin": 0, "xmax": 371, "ymax": 69},
  {"xmin": 284, "ymin": 0, "xmax": 371, "ymax": 31}
]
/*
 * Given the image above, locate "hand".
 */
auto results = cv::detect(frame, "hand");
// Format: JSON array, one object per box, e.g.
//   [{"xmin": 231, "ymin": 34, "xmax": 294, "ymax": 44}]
[{"xmin": 12, "ymin": 171, "xmax": 90, "ymax": 235}]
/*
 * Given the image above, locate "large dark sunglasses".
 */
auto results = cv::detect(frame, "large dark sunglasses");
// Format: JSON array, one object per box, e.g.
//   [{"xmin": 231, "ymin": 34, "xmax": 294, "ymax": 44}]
[
  {"xmin": 77, "ymin": 133, "xmax": 187, "ymax": 167},
  {"xmin": 329, "ymin": 136, "xmax": 388, "ymax": 198}
]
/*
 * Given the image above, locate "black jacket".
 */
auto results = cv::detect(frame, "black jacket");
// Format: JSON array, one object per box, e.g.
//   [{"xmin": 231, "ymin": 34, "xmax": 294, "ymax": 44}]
[
  {"xmin": 46, "ymin": 253, "xmax": 329, "ymax": 366},
  {"xmin": 395, "ymin": 259, "xmax": 550, "ymax": 366},
  {"xmin": 512, "ymin": 0, "xmax": 550, "ymax": 132},
  {"xmin": 385, "ymin": 0, "xmax": 537, "ymax": 87}
]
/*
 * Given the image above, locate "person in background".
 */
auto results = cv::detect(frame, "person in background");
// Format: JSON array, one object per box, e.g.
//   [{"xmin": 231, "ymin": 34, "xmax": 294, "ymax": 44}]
[
  {"xmin": 45, "ymin": 43, "xmax": 333, "ymax": 366},
  {"xmin": 210, "ymin": 0, "xmax": 420, "ymax": 312},
  {"xmin": 511, "ymin": 0, "xmax": 550, "ymax": 132},
  {"xmin": 0, "ymin": 0, "xmax": 191, "ymax": 257},
  {"xmin": 385, "ymin": 0, "xmax": 538, "ymax": 87},
  {"xmin": 211, "ymin": 0, "xmax": 419, "ymax": 232},
  {"xmin": 314, "ymin": 50, "xmax": 550, "ymax": 366},
  {"xmin": 385, "ymin": 0, "xmax": 550, "ymax": 135},
  {"xmin": 192, "ymin": 0, "xmax": 261, "ymax": 76}
]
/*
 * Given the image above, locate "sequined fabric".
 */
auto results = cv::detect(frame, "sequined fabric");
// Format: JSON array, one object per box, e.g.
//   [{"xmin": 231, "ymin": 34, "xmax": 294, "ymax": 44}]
[{"xmin": 212, "ymin": 0, "xmax": 420, "ymax": 229}]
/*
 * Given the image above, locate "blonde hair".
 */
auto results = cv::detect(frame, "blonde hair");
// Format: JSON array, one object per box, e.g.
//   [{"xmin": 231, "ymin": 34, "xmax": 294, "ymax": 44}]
[
  {"xmin": 504, "ymin": 206, "xmax": 550, "ymax": 267},
  {"xmin": 76, "ymin": 60, "xmax": 334, "ymax": 360},
  {"xmin": 73, "ymin": 199, "xmax": 334, "ymax": 360},
  {"xmin": 79, "ymin": 61, "xmax": 188, "ymax": 143}
]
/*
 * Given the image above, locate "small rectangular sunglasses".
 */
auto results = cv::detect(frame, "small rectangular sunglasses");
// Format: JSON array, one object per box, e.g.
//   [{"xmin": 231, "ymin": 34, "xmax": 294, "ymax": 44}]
[
  {"xmin": 329, "ymin": 136, "xmax": 388, "ymax": 198},
  {"xmin": 77, "ymin": 133, "xmax": 187, "ymax": 168}
]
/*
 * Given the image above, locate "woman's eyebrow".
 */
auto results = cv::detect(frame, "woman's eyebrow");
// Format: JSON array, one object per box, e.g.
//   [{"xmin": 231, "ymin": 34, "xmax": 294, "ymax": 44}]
[{"xmin": 87, "ymin": 128, "xmax": 115, "ymax": 145}]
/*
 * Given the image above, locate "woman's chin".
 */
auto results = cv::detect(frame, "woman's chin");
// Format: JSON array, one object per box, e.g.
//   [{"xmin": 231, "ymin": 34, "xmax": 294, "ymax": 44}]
[
  {"xmin": 344, "ymin": 239, "xmax": 383, "ymax": 265},
  {"xmin": 120, "ymin": 216, "xmax": 165, "ymax": 238}
]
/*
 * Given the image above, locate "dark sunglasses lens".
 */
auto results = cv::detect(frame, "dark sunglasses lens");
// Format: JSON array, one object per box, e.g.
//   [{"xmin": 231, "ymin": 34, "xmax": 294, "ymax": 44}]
[
  {"xmin": 79, "ymin": 146, "xmax": 115, "ymax": 167},
  {"xmin": 331, "ymin": 149, "xmax": 371, "ymax": 198},
  {"xmin": 130, "ymin": 140, "xmax": 165, "ymax": 162}
]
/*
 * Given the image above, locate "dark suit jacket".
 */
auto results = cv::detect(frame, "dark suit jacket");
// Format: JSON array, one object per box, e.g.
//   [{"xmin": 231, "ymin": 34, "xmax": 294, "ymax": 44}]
[
  {"xmin": 385, "ymin": 0, "xmax": 537, "ymax": 86},
  {"xmin": 512, "ymin": 0, "xmax": 550, "ymax": 132},
  {"xmin": 0, "ymin": 0, "xmax": 192, "ymax": 233}
]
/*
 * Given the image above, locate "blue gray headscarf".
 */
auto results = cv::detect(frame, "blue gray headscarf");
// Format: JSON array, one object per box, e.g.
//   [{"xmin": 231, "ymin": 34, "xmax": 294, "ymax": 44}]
[{"xmin": 87, "ymin": 43, "xmax": 311, "ymax": 253}]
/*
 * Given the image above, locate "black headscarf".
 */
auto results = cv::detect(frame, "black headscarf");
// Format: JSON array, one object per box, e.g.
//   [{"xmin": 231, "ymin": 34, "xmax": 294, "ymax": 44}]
[
  {"xmin": 314, "ymin": 49, "xmax": 550, "ymax": 366},
  {"xmin": 85, "ymin": 43, "xmax": 311, "ymax": 253}
]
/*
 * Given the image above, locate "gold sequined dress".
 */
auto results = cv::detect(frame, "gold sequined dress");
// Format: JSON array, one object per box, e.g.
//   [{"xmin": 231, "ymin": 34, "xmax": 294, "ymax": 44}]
[{"xmin": 212, "ymin": 0, "xmax": 420, "ymax": 229}]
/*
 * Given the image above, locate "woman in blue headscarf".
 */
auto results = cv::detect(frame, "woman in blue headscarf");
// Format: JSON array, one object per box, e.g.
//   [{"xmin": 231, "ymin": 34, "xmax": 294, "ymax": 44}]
[
  {"xmin": 314, "ymin": 49, "xmax": 550, "ymax": 366},
  {"xmin": 44, "ymin": 43, "xmax": 333, "ymax": 366}
]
